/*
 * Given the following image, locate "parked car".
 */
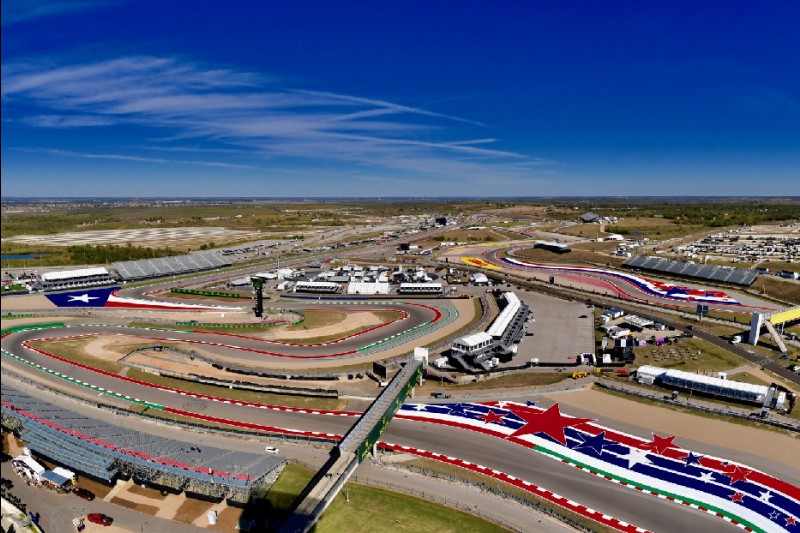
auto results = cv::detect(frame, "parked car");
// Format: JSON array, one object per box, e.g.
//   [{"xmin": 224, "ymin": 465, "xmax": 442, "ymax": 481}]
[
  {"xmin": 73, "ymin": 487, "xmax": 95, "ymax": 501},
  {"xmin": 265, "ymin": 446, "xmax": 280, "ymax": 454},
  {"xmin": 87, "ymin": 513, "xmax": 112, "ymax": 526}
]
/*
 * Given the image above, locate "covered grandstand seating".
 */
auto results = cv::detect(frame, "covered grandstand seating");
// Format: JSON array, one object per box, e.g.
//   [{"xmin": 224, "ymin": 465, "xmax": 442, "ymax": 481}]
[
  {"xmin": 1, "ymin": 383, "xmax": 282, "ymax": 494},
  {"xmin": 38, "ymin": 267, "xmax": 116, "ymax": 291},
  {"xmin": 635, "ymin": 365, "xmax": 774, "ymax": 405},
  {"xmin": 113, "ymin": 251, "xmax": 230, "ymax": 281},
  {"xmin": 624, "ymin": 256, "xmax": 757, "ymax": 286},
  {"xmin": 398, "ymin": 283, "xmax": 443, "ymax": 294},
  {"xmin": 293, "ymin": 281, "xmax": 341, "ymax": 293},
  {"xmin": 347, "ymin": 282, "xmax": 390, "ymax": 295}
]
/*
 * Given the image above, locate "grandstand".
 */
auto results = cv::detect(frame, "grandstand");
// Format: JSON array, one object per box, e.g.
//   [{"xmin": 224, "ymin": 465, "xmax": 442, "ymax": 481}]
[
  {"xmin": 635, "ymin": 365, "xmax": 794, "ymax": 412},
  {"xmin": 347, "ymin": 282, "xmax": 391, "ymax": 295},
  {"xmin": 623, "ymin": 255, "xmax": 757, "ymax": 286},
  {"xmin": 398, "ymin": 283, "xmax": 443, "ymax": 294},
  {"xmin": 37, "ymin": 267, "xmax": 116, "ymax": 291},
  {"xmin": 0, "ymin": 384, "xmax": 283, "ymax": 502},
  {"xmin": 113, "ymin": 251, "xmax": 230, "ymax": 281},
  {"xmin": 533, "ymin": 240, "xmax": 571, "ymax": 254},
  {"xmin": 293, "ymin": 281, "xmax": 341, "ymax": 294},
  {"xmin": 451, "ymin": 291, "xmax": 530, "ymax": 371}
]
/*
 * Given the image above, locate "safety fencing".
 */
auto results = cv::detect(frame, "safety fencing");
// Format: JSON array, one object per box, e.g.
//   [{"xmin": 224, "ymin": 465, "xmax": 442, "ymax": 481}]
[
  {"xmin": 170, "ymin": 288, "xmax": 243, "ymax": 298},
  {"xmin": 595, "ymin": 380, "xmax": 800, "ymax": 433},
  {"xmin": 357, "ymin": 462, "xmax": 601, "ymax": 533}
]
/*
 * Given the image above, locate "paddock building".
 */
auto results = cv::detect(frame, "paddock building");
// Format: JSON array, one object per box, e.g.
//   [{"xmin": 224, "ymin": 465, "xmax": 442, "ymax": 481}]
[
  {"xmin": 451, "ymin": 291, "xmax": 530, "ymax": 371},
  {"xmin": 635, "ymin": 365, "xmax": 794, "ymax": 412},
  {"xmin": 37, "ymin": 267, "xmax": 116, "ymax": 291}
]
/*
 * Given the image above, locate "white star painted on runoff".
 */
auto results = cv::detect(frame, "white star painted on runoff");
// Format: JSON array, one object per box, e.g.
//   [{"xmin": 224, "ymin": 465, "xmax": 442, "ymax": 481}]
[
  {"xmin": 68, "ymin": 293, "xmax": 99, "ymax": 303},
  {"xmin": 412, "ymin": 404, "xmax": 428, "ymax": 411},
  {"xmin": 758, "ymin": 491, "xmax": 772, "ymax": 503},
  {"xmin": 623, "ymin": 447, "xmax": 652, "ymax": 469},
  {"xmin": 698, "ymin": 472, "xmax": 715, "ymax": 483}
]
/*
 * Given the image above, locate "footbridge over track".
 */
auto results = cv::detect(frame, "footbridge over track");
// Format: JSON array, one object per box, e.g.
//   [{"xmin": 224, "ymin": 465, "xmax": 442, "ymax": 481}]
[
  {"xmin": 749, "ymin": 305, "xmax": 800, "ymax": 352},
  {"xmin": 278, "ymin": 349, "xmax": 427, "ymax": 533}
]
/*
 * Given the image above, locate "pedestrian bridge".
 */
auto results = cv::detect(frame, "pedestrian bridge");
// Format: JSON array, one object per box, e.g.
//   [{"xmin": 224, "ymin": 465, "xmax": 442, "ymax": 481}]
[{"xmin": 278, "ymin": 349, "xmax": 427, "ymax": 533}]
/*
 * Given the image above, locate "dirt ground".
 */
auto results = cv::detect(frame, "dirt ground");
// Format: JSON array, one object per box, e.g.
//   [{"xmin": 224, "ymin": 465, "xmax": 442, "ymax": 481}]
[{"xmin": 550, "ymin": 389, "xmax": 800, "ymax": 468}]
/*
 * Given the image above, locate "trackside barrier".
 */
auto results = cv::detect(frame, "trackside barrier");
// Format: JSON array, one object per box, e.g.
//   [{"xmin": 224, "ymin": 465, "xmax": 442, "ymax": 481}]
[
  {"xmin": 595, "ymin": 381, "xmax": 800, "ymax": 433},
  {"xmin": 370, "ymin": 462, "xmax": 599, "ymax": 533},
  {"xmin": 174, "ymin": 321, "xmax": 285, "ymax": 328},
  {"xmin": 0, "ymin": 367, "xmax": 338, "ymax": 447},
  {"xmin": 170, "ymin": 288, "xmax": 242, "ymax": 298},
  {"xmin": 1, "ymin": 323, "xmax": 66, "ymax": 335}
]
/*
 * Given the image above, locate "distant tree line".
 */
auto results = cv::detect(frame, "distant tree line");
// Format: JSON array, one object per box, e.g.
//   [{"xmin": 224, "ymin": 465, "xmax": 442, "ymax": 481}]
[{"xmin": 68, "ymin": 244, "xmax": 181, "ymax": 263}]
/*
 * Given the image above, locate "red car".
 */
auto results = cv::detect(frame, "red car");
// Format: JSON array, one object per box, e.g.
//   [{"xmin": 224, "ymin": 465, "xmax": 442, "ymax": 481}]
[
  {"xmin": 87, "ymin": 513, "xmax": 112, "ymax": 526},
  {"xmin": 73, "ymin": 487, "xmax": 95, "ymax": 501}
]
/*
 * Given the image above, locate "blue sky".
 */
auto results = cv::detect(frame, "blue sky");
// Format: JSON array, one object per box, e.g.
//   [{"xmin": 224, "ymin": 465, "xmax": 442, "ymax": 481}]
[{"xmin": 2, "ymin": 1, "xmax": 798, "ymax": 197}]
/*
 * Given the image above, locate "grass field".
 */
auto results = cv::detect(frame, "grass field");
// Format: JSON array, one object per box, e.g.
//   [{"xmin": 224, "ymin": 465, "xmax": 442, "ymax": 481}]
[
  {"xmin": 632, "ymin": 337, "xmax": 748, "ymax": 373},
  {"xmin": 29, "ymin": 337, "xmax": 348, "ymax": 409},
  {"xmin": 251, "ymin": 464, "xmax": 510, "ymax": 533},
  {"xmin": 396, "ymin": 457, "xmax": 617, "ymax": 533},
  {"xmin": 512, "ymin": 246, "xmax": 628, "ymax": 268}
]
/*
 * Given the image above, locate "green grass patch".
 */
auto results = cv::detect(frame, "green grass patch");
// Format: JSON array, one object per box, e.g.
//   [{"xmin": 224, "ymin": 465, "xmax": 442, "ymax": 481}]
[
  {"xmin": 727, "ymin": 372, "xmax": 771, "ymax": 386},
  {"xmin": 253, "ymin": 464, "xmax": 511, "ymax": 533},
  {"xmin": 317, "ymin": 482, "xmax": 509, "ymax": 533},
  {"xmin": 633, "ymin": 337, "xmax": 748, "ymax": 373},
  {"xmin": 124, "ymin": 369, "xmax": 346, "ymax": 410},
  {"xmin": 395, "ymin": 457, "xmax": 617, "ymax": 533},
  {"xmin": 261, "ymin": 463, "xmax": 315, "ymax": 514}
]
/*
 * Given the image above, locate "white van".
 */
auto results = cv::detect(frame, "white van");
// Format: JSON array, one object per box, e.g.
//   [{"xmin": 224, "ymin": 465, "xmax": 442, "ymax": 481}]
[{"xmin": 265, "ymin": 446, "xmax": 280, "ymax": 454}]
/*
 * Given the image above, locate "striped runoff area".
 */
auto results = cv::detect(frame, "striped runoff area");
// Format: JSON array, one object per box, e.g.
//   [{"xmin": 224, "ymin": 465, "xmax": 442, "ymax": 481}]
[
  {"xmin": 497, "ymin": 256, "xmax": 746, "ymax": 306},
  {"xmin": 396, "ymin": 401, "xmax": 799, "ymax": 532}
]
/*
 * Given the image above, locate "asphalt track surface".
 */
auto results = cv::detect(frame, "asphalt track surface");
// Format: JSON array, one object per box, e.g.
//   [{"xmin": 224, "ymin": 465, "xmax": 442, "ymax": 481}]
[
  {"xmin": 480, "ymin": 249, "xmax": 780, "ymax": 314},
  {"xmin": 467, "ymin": 248, "xmax": 800, "ymax": 386},
  {"xmin": 2, "ymin": 242, "xmax": 796, "ymax": 532},
  {"xmin": 2, "ymin": 321, "xmax": 789, "ymax": 533}
]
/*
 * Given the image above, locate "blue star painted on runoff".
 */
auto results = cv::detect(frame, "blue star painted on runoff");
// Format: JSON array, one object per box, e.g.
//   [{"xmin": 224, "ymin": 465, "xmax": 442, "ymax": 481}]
[{"xmin": 572, "ymin": 431, "xmax": 614, "ymax": 457}]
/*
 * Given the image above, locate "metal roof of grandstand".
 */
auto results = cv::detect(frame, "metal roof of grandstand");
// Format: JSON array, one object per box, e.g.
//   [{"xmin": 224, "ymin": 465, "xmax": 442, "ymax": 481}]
[
  {"xmin": 347, "ymin": 282, "xmax": 390, "ymax": 295},
  {"xmin": 623, "ymin": 256, "xmax": 757, "ymax": 286},
  {"xmin": 41, "ymin": 267, "xmax": 110, "ymax": 282},
  {"xmin": 487, "ymin": 292, "xmax": 521, "ymax": 337},
  {"xmin": 113, "ymin": 251, "xmax": 230, "ymax": 281},
  {"xmin": 636, "ymin": 365, "xmax": 769, "ymax": 396},
  {"xmin": 41, "ymin": 470, "xmax": 71, "ymax": 486},
  {"xmin": 399, "ymin": 282, "xmax": 443, "ymax": 287},
  {"xmin": 624, "ymin": 315, "xmax": 654, "ymax": 328},
  {"xmin": 1, "ymin": 384, "xmax": 281, "ymax": 488},
  {"xmin": 294, "ymin": 281, "xmax": 339, "ymax": 287},
  {"xmin": 456, "ymin": 332, "xmax": 493, "ymax": 347}
]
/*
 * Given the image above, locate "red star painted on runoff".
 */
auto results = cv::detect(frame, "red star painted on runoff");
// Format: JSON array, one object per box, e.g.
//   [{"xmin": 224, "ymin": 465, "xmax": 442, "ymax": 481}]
[
  {"xmin": 480, "ymin": 410, "xmax": 506, "ymax": 425},
  {"xmin": 641, "ymin": 433, "xmax": 681, "ymax": 455},
  {"xmin": 729, "ymin": 492, "xmax": 744, "ymax": 503},
  {"xmin": 786, "ymin": 516, "xmax": 797, "ymax": 527},
  {"xmin": 722, "ymin": 465, "xmax": 751, "ymax": 486},
  {"xmin": 506, "ymin": 403, "xmax": 593, "ymax": 445}
]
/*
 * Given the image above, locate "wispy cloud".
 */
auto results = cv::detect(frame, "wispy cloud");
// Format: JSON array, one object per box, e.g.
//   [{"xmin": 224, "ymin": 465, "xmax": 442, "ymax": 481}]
[
  {"xmin": 1, "ymin": 0, "xmax": 120, "ymax": 25},
  {"xmin": 35, "ymin": 148, "xmax": 256, "ymax": 169},
  {"xmin": 2, "ymin": 55, "xmax": 551, "ymax": 184},
  {"xmin": 22, "ymin": 114, "xmax": 115, "ymax": 128}
]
